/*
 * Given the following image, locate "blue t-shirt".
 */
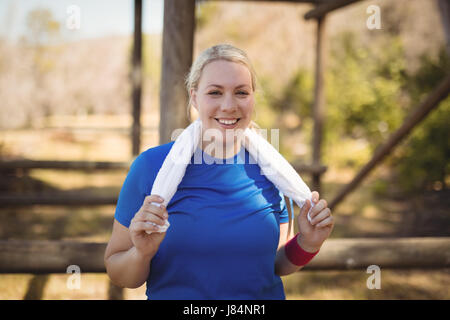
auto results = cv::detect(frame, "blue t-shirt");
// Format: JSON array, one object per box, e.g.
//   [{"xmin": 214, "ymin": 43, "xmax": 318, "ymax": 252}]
[{"xmin": 114, "ymin": 141, "xmax": 290, "ymax": 300}]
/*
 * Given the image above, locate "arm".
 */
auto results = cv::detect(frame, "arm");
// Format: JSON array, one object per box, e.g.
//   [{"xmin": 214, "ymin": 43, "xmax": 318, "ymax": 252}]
[
  {"xmin": 275, "ymin": 192, "xmax": 334, "ymax": 277},
  {"xmin": 104, "ymin": 195, "xmax": 168, "ymax": 288},
  {"xmin": 275, "ymin": 222, "xmax": 300, "ymax": 276},
  {"xmin": 104, "ymin": 220, "xmax": 156, "ymax": 289}
]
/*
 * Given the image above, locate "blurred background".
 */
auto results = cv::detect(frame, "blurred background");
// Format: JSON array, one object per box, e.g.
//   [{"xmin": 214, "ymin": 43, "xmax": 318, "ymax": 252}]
[{"xmin": 0, "ymin": 0, "xmax": 449, "ymax": 299}]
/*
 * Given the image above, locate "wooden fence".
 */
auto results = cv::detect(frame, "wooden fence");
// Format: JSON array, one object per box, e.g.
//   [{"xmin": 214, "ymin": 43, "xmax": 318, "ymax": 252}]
[{"xmin": 1, "ymin": 237, "xmax": 449, "ymax": 274}]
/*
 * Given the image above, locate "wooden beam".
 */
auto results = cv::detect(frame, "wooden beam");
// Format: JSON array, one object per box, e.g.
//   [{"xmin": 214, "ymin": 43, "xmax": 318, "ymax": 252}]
[
  {"xmin": 159, "ymin": 0, "xmax": 195, "ymax": 144},
  {"xmin": 311, "ymin": 15, "xmax": 327, "ymax": 193},
  {"xmin": 292, "ymin": 162, "xmax": 327, "ymax": 175},
  {"xmin": 206, "ymin": 0, "xmax": 331, "ymax": 3},
  {"xmin": 1, "ymin": 237, "xmax": 449, "ymax": 274},
  {"xmin": 303, "ymin": 237, "xmax": 450, "ymax": 270},
  {"xmin": 329, "ymin": 74, "xmax": 450, "ymax": 210},
  {"xmin": 0, "ymin": 194, "xmax": 118, "ymax": 206},
  {"xmin": 0, "ymin": 159, "xmax": 324, "ymax": 175},
  {"xmin": 0, "ymin": 240, "xmax": 106, "ymax": 274},
  {"xmin": 304, "ymin": 0, "xmax": 362, "ymax": 20},
  {"xmin": 0, "ymin": 160, "xmax": 130, "ymax": 171},
  {"xmin": 131, "ymin": 0, "xmax": 143, "ymax": 156}
]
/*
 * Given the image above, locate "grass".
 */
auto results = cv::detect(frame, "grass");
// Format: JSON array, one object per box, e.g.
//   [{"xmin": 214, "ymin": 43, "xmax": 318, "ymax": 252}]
[
  {"xmin": 0, "ymin": 114, "xmax": 448, "ymax": 300},
  {"xmin": 283, "ymin": 269, "xmax": 450, "ymax": 300}
]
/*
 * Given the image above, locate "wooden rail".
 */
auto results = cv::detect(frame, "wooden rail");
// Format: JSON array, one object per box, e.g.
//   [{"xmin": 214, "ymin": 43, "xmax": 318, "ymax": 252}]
[
  {"xmin": 0, "ymin": 194, "xmax": 118, "ymax": 206},
  {"xmin": 0, "ymin": 160, "xmax": 131, "ymax": 171},
  {"xmin": 210, "ymin": 0, "xmax": 332, "ymax": 3},
  {"xmin": 1, "ymin": 237, "xmax": 448, "ymax": 274},
  {"xmin": 304, "ymin": 0, "xmax": 363, "ymax": 19},
  {"xmin": 0, "ymin": 160, "xmax": 325, "ymax": 173}
]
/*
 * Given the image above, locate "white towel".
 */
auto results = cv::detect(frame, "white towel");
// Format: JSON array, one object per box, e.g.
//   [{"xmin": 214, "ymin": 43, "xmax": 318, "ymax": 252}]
[{"xmin": 146, "ymin": 119, "xmax": 315, "ymax": 234}]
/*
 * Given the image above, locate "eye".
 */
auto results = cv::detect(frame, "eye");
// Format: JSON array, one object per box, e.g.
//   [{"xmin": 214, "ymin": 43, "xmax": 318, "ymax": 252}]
[
  {"xmin": 208, "ymin": 91, "xmax": 221, "ymax": 95},
  {"xmin": 237, "ymin": 91, "xmax": 249, "ymax": 95}
]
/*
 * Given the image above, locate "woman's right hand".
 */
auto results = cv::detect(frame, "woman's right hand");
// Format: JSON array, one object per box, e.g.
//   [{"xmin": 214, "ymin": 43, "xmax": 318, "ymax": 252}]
[{"xmin": 129, "ymin": 194, "xmax": 168, "ymax": 259}]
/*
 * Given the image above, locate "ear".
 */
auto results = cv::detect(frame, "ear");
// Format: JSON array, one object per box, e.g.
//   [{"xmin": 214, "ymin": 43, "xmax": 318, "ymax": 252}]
[{"xmin": 190, "ymin": 89, "xmax": 198, "ymax": 110}]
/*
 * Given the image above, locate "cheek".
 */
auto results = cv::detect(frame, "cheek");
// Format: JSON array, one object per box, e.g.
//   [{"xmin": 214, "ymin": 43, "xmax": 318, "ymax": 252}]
[
  {"xmin": 241, "ymin": 99, "xmax": 254, "ymax": 118},
  {"xmin": 196, "ymin": 98, "xmax": 215, "ymax": 118}
]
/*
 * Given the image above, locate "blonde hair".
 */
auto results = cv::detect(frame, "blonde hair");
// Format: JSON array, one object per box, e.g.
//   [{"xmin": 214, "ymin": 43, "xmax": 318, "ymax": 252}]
[{"xmin": 184, "ymin": 44, "xmax": 260, "ymax": 130}]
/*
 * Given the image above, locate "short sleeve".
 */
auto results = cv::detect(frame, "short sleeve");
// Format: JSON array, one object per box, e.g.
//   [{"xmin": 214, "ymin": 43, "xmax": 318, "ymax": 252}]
[
  {"xmin": 114, "ymin": 154, "xmax": 151, "ymax": 228},
  {"xmin": 278, "ymin": 191, "xmax": 290, "ymax": 224},
  {"xmin": 114, "ymin": 142, "xmax": 175, "ymax": 228}
]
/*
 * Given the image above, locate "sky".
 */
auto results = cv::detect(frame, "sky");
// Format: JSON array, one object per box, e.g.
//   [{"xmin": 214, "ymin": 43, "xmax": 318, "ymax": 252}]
[{"xmin": 0, "ymin": 0, "xmax": 164, "ymax": 42}]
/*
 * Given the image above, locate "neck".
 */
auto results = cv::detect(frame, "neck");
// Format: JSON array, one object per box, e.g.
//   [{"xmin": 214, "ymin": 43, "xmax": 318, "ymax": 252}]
[{"xmin": 200, "ymin": 138, "xmax": 242, "ymax": 159}]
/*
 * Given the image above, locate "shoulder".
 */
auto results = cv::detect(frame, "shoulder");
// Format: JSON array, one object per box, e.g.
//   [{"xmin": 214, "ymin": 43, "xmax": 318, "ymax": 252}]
[
  {"xmin": 131, "ymin": 141, "xmax": 175, "ymax": 172},
  {"xmin": 126, "ymin": 141, "xmax": 175, "ymax": 191}
]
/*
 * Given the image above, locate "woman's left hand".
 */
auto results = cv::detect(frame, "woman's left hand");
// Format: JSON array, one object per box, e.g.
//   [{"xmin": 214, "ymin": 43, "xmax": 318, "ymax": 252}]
[{"xmin": 296, "ymin": 191, "xmax": 334, "ymax": 253}]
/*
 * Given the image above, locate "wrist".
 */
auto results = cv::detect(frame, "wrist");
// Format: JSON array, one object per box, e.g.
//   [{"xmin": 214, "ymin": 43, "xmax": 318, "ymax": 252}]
[
  {"xmin": 284, "ymin": 233, "xmax": 319, "ymax": 267},
  {"xmin": 296, "ymin": 235, "xmax": 321, "ymax": 253}
]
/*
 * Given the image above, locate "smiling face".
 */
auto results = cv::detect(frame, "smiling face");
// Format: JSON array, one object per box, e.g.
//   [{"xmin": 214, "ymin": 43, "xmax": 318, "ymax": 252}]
[{"xmin": 190, "ymin": 59, "xmax": 255, "ymax": 155}]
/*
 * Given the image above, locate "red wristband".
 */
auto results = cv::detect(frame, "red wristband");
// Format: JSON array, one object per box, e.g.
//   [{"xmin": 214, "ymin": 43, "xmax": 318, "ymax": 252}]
[{"xmin": 284, "ymin": 233, "xmax": 319, "ymax": 266}]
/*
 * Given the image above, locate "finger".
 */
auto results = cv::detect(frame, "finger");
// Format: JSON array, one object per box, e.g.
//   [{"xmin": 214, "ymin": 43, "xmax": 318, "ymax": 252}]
[
  {"xmin": 300, "ymin": 199, "xmax": 312, "ymax": 220},
  {"xmin": 139, "ymin": 212, "xmax": 167, "ymax": 226},
  {"xmin": 311, "ymin": 191, "xmax": 320, "ymax": 203},
  {"xmin": 310, "ymin": 208, "xmax": 331, "ymax": 226},
  {"xmin": 134, "ymin": 209, "xmax": 167, "ymax": 224},
  {"xmin": 315, "ymin": 215, "xmax": 334, "ymax": 228},
  {"xmin": 144, "ymin": 194, "xmax": 165, "ymax": 206},
  {"xmin": 309, "ymin": 199, "xmax": 328, "ymax": 219},
  {"xmin": 130, "ymin": 221, "xmax": 160, "ymax": 233},
  {"xmin": 143, "ymin": 203, "xmax": 168, "ymax": 219}
]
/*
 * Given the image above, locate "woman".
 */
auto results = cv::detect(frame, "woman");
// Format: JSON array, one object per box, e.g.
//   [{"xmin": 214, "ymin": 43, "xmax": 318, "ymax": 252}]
[{"xmin": 104, "ymin": 44, "xmax": 334, "ymax": 300}]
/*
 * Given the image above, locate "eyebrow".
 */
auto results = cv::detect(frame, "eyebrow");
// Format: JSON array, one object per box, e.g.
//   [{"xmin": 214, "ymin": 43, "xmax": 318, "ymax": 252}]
[{"xmin": 206, "ymin": 84, "xmax": 251, "ymax": 89}]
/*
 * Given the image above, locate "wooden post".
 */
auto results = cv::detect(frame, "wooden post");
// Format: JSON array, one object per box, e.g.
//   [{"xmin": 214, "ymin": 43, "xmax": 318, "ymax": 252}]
[
  {"xmin": 438, "ymin": 0, "xmax": 450, "ymax": 54},
  {"xmin": 131, "ymin": 0, "xmax": 143, "ymax": 156},
  {"xmin": 329, "ymin": 74, "xmax": 450, "ymax": 210},
  {"xmin": 23, "ymin": 275, "xmax": 49, "ymax": 300},
  {"xmin": 312, "ymin": 15, "xmax": 327, "ymax": 193},
  {"xmin": 159, "ymin": 0, "xmax": 195, "ymax": 144},
  {"xmin": 108, "ymin": 282, "xmax": 124, "ymax": 300}
]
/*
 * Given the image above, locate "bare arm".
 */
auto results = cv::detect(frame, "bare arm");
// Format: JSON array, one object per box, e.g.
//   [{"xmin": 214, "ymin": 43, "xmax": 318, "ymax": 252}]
[
  {"xmin": 274, "ymin": 222, "xmax": 321, "ymax": 276},
  {"xmin": 104, "ymin": 195, "xmax": 168, "ymax": 288},
  {"xmin": 275, "ymin": 192, "xmax": 334, "ymax": 277},
  {"xmin": 104, "ymin": 220, "xmax": 156, "ymax": 288},
  {"xmin": 275, "ymin": 222, "xmax": 304, "ymax": 276}
]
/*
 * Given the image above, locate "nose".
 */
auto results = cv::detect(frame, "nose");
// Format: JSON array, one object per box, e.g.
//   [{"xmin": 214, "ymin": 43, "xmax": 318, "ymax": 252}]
[{"xmin": 220, "ymin": 93, "xmax": 237, "ymax": 112}]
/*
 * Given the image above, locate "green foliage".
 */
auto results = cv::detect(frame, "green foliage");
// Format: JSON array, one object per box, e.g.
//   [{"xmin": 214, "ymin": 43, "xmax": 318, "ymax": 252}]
[
  {"xmin": 326, "ymin": 32, "xmax": 406, "ymax": 151},
  {"xmin": 269, "ymin": 29, "xmax": 448, "ymax": 194},
  {"xmin": 195, "ymin": 2, "xmax": 220, "ymax": 30},
  {"xmin": 273, "ymin": 68, "xmax": 314, "ymax": 118},
  {"xmin": 25, "ymin": 8, "xmax": 60, "ymax": 46},
  {"xmin": 325, "ymin": 34, "xmax": 449, "ymax": 193},
  {"xmin": 391, "ymin": 48, "xmax": 450, "ymax": 193}
]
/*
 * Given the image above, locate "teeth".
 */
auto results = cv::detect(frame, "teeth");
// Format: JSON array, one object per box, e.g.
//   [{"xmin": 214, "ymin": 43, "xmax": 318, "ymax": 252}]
[{"xmin": 217, "ymin": 119, "xmax": 238, "ymax": 125}]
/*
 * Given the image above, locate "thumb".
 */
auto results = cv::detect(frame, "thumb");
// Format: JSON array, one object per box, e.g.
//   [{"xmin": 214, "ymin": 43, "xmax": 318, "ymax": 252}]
[{"xmin": 299, "ymin": 199, "xmax": 312, "ymax": 222}]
